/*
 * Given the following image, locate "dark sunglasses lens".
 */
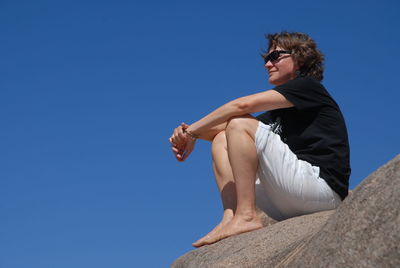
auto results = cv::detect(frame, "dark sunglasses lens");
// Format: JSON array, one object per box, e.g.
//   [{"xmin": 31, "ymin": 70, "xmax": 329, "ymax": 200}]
[
  {"xmin": 264, "ymin": 51, "xmax": 280, "ymax": 64},
  {"xmin": 270, "ymin": 51, "xmax": 280, "ymax": 61}
]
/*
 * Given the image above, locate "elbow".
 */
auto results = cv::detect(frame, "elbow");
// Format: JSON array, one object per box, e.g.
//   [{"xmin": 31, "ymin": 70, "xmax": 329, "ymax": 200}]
[{"xmin": 231, "ymin": 98, "xmax": 253, "ymax": 115}]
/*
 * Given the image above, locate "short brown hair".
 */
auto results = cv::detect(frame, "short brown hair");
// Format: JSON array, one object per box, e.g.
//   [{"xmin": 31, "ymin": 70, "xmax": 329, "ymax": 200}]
[{"xmin": 264, "ymin": 32, "xmax": 325, "ymax": 81}]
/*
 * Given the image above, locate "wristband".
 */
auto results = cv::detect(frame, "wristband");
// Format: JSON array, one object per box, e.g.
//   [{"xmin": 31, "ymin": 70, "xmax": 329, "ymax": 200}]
[{"xmin": 183, "ymin": 129, "xmax": 199, "ymax": 140}]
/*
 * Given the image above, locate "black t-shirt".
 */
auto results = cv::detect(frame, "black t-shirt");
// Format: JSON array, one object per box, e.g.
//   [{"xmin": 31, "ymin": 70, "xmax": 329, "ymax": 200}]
[{"xmin": 256, "ymin": 76, "xmax": 351, "ymax": 200}]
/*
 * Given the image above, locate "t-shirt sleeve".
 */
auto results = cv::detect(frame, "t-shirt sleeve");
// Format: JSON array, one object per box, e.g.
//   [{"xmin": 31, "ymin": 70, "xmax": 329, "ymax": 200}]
[{"xmin": 273, "ymin": 76, "xmax": 329, "ymax": 110}]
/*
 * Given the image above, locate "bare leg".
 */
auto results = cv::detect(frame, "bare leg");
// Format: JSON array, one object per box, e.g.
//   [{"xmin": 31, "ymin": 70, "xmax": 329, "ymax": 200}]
[
  {"xmin": 192, "ymin": 131, "xmax": 237, "ymax": 247},
  {"xmin": 198, "ymin": 116, "xmax": 262, "ymax": 246},
  {"xmin": 197, "ymin": 122, "xmax": 227, "ymax": 141}
]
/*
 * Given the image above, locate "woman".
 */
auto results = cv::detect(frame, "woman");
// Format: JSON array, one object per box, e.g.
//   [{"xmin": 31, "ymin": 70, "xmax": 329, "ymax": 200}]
[{"xmin": 169, "ymin": 31, "xmax": 351, "ymax": 248}]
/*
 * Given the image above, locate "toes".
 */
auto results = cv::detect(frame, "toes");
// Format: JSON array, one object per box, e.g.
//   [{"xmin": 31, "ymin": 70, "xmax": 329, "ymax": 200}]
[
  {"xmin": 192, "ymin": 236, "xmax": 208, "ymax": 247},
  {"xmin": 192, "ymin": 240, "xmax": 205, "ymax": 248}
]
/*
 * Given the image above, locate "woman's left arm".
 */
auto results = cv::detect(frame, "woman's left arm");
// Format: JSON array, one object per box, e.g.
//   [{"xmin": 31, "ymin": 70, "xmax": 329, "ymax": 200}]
[
  {"xmin": 186, "ymin": 90, "xmax": 293, "ymax": 136},
  {"xmin": 170, "ymin": 90, "xmax": 293, "ymax": 161}
]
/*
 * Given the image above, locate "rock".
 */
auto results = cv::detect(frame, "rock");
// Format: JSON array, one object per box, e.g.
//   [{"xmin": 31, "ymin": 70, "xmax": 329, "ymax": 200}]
[
  {"xmin": 172, "ymin": 210, "xmax": 334, "ymax": 268},
  {"xmin": 257, "ymin": 207, "xmax": 277, "ymax": 227},
  {"xmin": 283, "ymin": 154, "xmax": 400, "ymax": 268},
  {"xmin": 171, "ymin": 154, "xmax": 400, "ymax": 268}
]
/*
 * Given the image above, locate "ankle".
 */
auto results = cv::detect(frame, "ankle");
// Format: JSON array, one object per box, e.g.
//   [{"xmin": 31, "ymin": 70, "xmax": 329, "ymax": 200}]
[
  {"xmin": 221, "ymin": 210, "xmax": 234, "ymax": 223},
  {"xmin": 223, "ymin": 208, "xmax": 234, "ymax": 217},
  {"xmin": 235, "ymin": 210, "xmax": 259, "ymax": 222}
]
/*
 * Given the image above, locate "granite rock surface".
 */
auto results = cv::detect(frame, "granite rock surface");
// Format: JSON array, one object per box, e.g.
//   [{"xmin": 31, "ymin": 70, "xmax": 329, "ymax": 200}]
[{"xmin": 171, "ymin": 154, "xmax": 400, "ymax": 268}]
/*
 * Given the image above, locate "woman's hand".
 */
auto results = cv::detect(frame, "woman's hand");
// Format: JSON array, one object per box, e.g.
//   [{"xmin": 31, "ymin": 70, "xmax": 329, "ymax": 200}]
[
  {"xmin": 177, "ymin": 135, "xmax": 196, "ymax": 161},
  {"xmin": 170, "ymin": 123, "xmax": 188, "ymax": 148},
  {"xmin": 169, "ymin": 123, "xmax": 196, "ymax": 161}
]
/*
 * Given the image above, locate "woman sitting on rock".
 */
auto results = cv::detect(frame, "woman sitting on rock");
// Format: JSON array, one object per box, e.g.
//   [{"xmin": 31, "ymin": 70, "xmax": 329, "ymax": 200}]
[{"xmin": 169, "ymin": 31, "xmax": 351, "ymax": 248}]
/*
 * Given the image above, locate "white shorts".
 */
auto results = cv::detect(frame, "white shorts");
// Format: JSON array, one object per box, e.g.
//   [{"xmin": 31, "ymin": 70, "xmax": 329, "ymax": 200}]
[{"xmin": 254, "ymin": 121, "xmax": 341, "ymax": 221}]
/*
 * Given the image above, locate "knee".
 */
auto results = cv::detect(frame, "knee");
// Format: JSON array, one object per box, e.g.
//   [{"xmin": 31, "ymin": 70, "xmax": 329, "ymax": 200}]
[
  {"xmin": 225, "ymin": 115, "xmax": 259, "ymax": 141},
  {"xmin": 212, "ymin": 131, "xmax": 227, "ymax": 154},
  {"xmin": 226, "ymin": 115, "xmax": 254, "ymax": 134}
]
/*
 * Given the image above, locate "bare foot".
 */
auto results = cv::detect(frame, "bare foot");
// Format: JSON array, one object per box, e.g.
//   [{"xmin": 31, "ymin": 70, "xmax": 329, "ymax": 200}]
[
  {"xmin": 197, "ymin": 214, "xmax": 263, "ymax": 246},
  {"xmin": 192, "ymin": 215, "xmax": 233, "ymax": 248}
]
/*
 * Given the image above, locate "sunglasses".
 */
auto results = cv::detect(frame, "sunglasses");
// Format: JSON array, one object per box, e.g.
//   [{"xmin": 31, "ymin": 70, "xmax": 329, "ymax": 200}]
[{"xmin": 263, "ymin": 50, "xmax": 291, "ymax": 64}]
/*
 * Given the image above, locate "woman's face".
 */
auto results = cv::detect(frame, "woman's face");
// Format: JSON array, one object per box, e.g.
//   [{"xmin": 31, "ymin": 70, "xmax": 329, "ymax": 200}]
[{"xmin": 265, "ymin": 46, "xmax": 298, "ymax": 86}]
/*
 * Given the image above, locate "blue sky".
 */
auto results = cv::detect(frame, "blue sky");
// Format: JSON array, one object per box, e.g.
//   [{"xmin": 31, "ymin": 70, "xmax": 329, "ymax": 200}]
[{"xmin": 1, "ymin": 0, "xmax": 399, "ymax": 267}]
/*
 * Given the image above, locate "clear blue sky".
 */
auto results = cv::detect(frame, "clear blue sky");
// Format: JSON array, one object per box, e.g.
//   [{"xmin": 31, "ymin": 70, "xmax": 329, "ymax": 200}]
[{"xmin": 1, "ymin": 0, "xmax": 399, "ymax": 267}]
